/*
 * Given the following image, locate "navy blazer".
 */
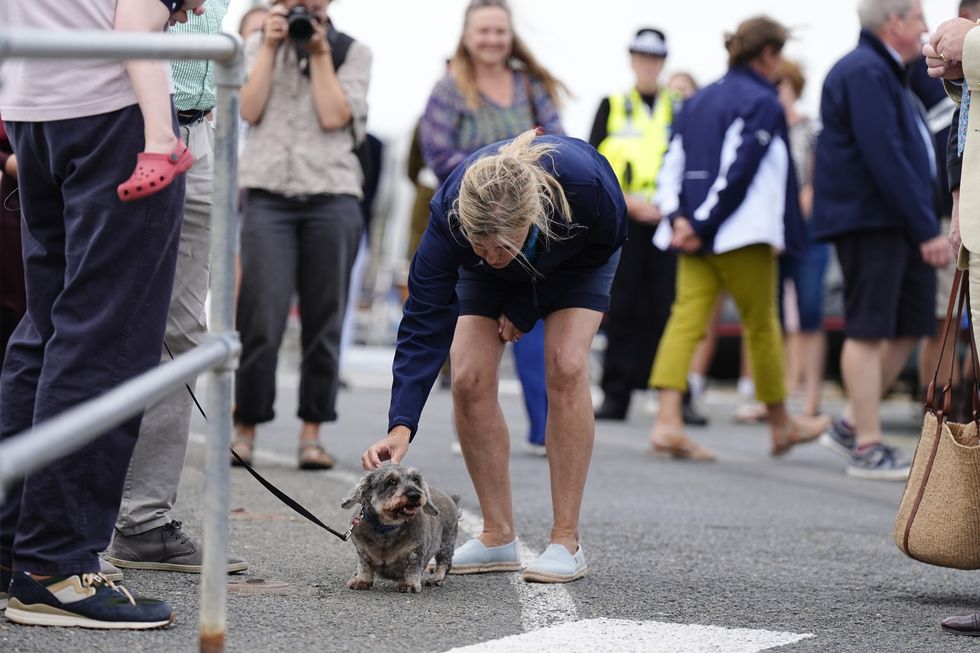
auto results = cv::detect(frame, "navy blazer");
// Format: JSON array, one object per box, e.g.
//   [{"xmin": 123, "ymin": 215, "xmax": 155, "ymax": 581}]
[
  {"xmin": 810, "ymin": 30, "xmax": 939, "ymax": 244},
  {"xmin": 387, "ymin": 135, "xmax": 628, "ymax": 438}
]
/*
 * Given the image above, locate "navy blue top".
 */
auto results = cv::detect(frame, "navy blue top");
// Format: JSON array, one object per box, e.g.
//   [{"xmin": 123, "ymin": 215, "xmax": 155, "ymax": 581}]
[
  {"xmin": 660, "ymin": 66, "xmax": 804, "ymax": 256},
  {"xmin": 388, "ymin": 135, "xmax": 628, "ymax": 438},
  {"xmin": 810, "ymin": 30, "xmax": 939, "ymax": 244}
]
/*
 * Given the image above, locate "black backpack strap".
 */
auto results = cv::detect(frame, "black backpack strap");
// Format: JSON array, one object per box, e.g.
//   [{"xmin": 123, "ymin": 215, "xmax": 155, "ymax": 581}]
[{"xmin": 327, "ymin": 26, "xmax": 355, "ymax": 71}]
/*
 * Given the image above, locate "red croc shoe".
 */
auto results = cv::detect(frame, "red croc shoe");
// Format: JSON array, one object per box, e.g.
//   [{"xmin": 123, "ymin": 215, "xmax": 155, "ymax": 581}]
[{"xmin": 117, "ymin": 140, "xmax": 194, "ymax": 202}]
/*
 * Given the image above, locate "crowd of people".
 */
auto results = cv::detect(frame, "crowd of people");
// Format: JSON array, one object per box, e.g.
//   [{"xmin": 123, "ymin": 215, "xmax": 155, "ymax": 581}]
[{"xmin": 2, "ymin": 0, "xmax": 980, "ymax": 636}]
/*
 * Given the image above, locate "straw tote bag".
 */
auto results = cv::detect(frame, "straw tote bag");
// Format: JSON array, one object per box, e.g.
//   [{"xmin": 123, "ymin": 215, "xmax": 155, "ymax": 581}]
[{"xmin": 894, "ymin": 268, "xmax": 980, "ymax": 569}]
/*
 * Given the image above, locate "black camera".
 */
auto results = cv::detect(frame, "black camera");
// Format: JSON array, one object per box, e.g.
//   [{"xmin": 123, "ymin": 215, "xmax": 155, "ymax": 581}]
[{"xmin": 286, "ymin": 6, "xmax": 317, "ymax": 45}]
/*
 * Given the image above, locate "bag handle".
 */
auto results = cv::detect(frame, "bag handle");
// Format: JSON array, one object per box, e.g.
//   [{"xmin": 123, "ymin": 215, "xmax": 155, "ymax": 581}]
[
  {"xmin": 926, "ymin": 268, "xmax": 980, "ymax": 422},
  {"xmin": 927, "ymin": 266, "xmax": 960, "ymax": 406}
]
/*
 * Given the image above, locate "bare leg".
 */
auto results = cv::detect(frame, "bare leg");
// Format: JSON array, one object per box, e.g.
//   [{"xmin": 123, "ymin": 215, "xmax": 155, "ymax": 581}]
[
  {"xmin": 651, "ymin": 389, "xmax": 684, "ymax": 443},
  {"xmin": 542, "ymin": 309, "xmax": 603, "ymax": 554},
  {"xmin": 784, "ymin": 331, "xmax": 802, "ymax": 394},
  {"xmin": 451, "ymin": 316, "xmax": 513, "ymax": 547},
  {"xmin": 234, "ymin": 423, "xmax": 256, "ymax": 444},
  {"xmin": 299, "ymin": 421, "xmax": 319, "ymax": 444},
  {"xmin": 799, "ymin": 331, "xmax": 826, "ymax": 417},
  {"xmin": 842, "ymin": 337, "xmax": 916, "ymax": 447},
  {"xmin": 881, "ymin": 337, "xmax": 919, "ymax": 395},
  {"xmin": 115, "ymin": 0, "xmax": 178, "ymax": 154}
]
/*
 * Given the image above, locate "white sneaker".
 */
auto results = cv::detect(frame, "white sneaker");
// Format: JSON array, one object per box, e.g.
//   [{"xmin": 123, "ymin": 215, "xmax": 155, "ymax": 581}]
[
  {"xmin": 523, "ymin": 544, "xmax": 588, "ymax": 583},
  {"xmin": 524, "ymin": 442, "xmax": 547, "ymax": 457}
]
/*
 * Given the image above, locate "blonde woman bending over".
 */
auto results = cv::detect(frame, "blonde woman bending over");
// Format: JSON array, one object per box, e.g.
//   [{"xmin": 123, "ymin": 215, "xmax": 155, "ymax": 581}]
[{"xmin": 362, "ymin": 131, "xmax": 627, "ymax": 584}]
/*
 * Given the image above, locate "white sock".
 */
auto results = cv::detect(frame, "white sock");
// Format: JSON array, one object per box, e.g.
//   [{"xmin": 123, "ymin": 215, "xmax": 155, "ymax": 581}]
[
  {"xmin": 737, "ymin": 376, "xmax": 755, "ymax": 400},
  {"xmin": 688, "ymin": 373, "xmax": 706, "ymax": 398}
]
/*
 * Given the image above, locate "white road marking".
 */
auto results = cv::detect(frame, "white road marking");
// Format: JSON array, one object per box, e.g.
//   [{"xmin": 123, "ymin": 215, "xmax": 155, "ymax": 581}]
[
  {"xmin": 442, "ymin": 618, "xmax": 813, "ymax": 653},
  {"xmin": 191, "ymin": 433, "xmax": 578, "ymax": 631}
]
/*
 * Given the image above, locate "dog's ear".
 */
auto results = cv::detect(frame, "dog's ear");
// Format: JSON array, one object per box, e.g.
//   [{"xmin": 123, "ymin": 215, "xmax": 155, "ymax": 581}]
[
  {"xmin": 421, "ymin": 481, "xmax": 439, "ymax": 516},
  {"xmin": 341, "ymin": 476, "xmax": 370, "ymax": 509}
]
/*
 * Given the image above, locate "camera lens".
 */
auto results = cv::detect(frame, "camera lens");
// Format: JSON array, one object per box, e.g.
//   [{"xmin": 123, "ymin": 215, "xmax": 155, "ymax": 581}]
[{"xmin": 287, "ymin": 7, "xmax": 314, "ymax": 44}]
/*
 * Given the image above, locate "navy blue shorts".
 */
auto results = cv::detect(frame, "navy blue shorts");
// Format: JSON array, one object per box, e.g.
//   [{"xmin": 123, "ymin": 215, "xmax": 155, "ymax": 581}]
[
  {"xmin": 834, "ymin": 230, "xmax": 936, "ymax": 339},
  {"xmin": 457, "ymin": 249, "xmax": 622, "ymax": 332}
]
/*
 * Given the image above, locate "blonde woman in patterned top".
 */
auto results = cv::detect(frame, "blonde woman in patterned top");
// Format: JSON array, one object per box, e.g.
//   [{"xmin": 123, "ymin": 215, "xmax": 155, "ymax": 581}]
[{"xmin": 418, "ymin": 0, "xmax": 568, "ymax": 455}]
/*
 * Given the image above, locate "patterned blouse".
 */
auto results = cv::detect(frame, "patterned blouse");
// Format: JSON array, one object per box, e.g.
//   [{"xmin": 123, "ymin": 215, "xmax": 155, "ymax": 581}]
[
  {"xmin": 419, "ymin": 69, "xmax": 564, "ymax": 183},
  {"xmin": 239, "ymin": 31, "xmax": 372, "ymax": 198}
]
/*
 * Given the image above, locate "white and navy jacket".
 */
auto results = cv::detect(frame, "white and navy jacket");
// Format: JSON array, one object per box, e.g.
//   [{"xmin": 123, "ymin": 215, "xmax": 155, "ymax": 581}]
[{"xmin": 653, "ymin": 66, "xmax": 804, "ymax": 256}]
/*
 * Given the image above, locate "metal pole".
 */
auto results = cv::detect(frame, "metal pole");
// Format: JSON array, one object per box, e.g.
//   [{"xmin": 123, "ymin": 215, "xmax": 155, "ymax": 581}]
[
  {"xmin": 0, "ymin": 335, "xmax": 236, "ymax": 500},
  {"xmin": 200, "ymin": 37, "xmax": 245, "ymax": 653},
  {"xmin": 0, "ymin": 28, "xmax": 236, "ymax": 62}
]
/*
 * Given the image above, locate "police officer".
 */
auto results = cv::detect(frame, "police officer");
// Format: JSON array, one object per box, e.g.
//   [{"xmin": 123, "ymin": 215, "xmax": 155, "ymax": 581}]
[{"xmin": 590, "ymin": 28, "xmax": 705, "ymax": 424}]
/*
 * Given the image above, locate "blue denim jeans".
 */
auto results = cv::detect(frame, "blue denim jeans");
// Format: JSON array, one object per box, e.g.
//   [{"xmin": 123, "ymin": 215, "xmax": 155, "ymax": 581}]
[
  {"xmin": 780, "ymin": 238, "xmax": 830, "ymax": 332},
  {"xmin": 512, "ymin": 321, "xmax": 547, "ymax": 445}
]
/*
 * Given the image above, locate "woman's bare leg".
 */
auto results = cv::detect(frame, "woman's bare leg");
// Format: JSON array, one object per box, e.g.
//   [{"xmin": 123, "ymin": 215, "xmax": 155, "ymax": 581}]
[
  {"xmin": 452, "ymin": 316, "xmax": 513, "ymax": 546},
  {"xmin": 542, "ymin": 308, "xmax": 603, "ymax": 554}
]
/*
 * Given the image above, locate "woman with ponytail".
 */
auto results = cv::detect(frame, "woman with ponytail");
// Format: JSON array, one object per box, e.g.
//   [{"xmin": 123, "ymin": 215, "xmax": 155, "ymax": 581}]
[
  {"xmin": 647, "ymin": 16, "xmax": 830, "ymax": 461},
  {"xmin": 361, "ymin": 131, "xmax": 627, "ymax": 584}
]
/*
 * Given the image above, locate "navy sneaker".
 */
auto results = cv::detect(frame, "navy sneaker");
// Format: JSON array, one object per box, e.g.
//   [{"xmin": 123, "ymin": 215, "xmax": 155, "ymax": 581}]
[
  {"xmin": 846, "ymin": 442, "xmax": 911, "ymax": 481},
  {"xmin": 4, "ymin": 571, "xmax": 174, "ymax": 629},
  {"xmin": 819, "ymin": 416, "xmax": 856, "ymax": 459}
]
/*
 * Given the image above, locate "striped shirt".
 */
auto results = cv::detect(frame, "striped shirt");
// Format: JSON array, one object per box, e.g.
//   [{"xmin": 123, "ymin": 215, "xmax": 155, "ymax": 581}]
[{"xmin": 169, "ymin": 0, "xmax": 230, "ymax": 112}]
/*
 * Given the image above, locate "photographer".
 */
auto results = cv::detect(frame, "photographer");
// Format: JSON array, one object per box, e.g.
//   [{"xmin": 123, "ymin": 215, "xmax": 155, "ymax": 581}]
[{"xmin": 234, "ymin": 0, "xmax": 371, "ymax": 469}]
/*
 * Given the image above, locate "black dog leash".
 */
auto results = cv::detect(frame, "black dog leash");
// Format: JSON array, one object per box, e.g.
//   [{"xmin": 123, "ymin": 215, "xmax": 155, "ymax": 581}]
[{"xmin": 166, "ymin": 342, "xmax": 355, "ymax": 542}]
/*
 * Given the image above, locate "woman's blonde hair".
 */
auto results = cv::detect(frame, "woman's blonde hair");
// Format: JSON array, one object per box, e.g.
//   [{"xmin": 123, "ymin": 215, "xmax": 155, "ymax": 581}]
[
  {"xmin": 454, "ymin": 130, "xmax": 572, "ymax": 274},
  {"xmin": 452, "ymin": 0, "xmax": 568, "ymax": 111}
]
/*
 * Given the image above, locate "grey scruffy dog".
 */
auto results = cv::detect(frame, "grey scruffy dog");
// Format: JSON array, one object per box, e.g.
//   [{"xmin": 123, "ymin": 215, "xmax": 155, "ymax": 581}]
[{"xmin": 341, "ymin": 464, "xmax": 459, "ymax": 593}]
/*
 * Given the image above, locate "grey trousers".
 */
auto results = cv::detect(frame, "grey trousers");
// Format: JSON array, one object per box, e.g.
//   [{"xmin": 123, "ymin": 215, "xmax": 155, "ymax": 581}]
[
  {"xmin": 234, "ymin": 190, "xmax": 362, "ymax": 425},
  {"xmin": 115, "ymin": 119, "xmax": 213, "ymax": 535}
]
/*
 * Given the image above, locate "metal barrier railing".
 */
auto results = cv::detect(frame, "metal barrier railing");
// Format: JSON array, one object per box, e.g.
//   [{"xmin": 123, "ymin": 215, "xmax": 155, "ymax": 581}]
[{"xmin": 0, "ymin": 27, "xmax": 244, "ymax": 653}]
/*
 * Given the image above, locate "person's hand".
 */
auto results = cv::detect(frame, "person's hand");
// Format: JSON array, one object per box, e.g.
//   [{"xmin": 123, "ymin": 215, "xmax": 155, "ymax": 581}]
[
  {"xmin": 3, "ymin": 154, "xmax": 16, "ymax": 179},
  {"xmin": 921, "ymin": 233, "xmax": 954, "ymax": 268},
  {"xmin": 923, "ymin": 42, "xmax": 965, "ymax": 79},
  {"xmin": 625, "ymin": 197, "xmax": 661, "ymax": 224},
  {"xmin": 497, "ymin": 314, "xmax": 524, "ymax": 343},
  {"xmin": 670, "ymin": 217, "xmax": 703, "ymax": 253},
  {"xmin": 362, "ymin": 427, "xmax": 411, "ymax": 470},
  {"xmin": 306, "ymin": 17, "xmax": 331, "ymax": 57},
  {"xmin": 169, "ymin": 0, "xmax": 207, "ymax": 26},
  {"xmin": 260, "ymin": 6, "xmax": 289, "ymax": 50},
  {"xmin": 951, "ymin": 190, "xmax": 962, "ymax": 253},
  {"xmin": 925, "ymin": 18, "xmax": 978, "ymax": 79}
]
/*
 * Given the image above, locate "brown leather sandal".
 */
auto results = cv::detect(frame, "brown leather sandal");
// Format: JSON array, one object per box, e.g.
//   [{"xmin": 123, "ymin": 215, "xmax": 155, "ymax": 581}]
[
  {"xmin": 650, "ymin": 433, "xmax": 717, "ymax": 462},
  {"xmin": 230, "ymin": 438, "xmax": 254, "ymax": 467},
  {"xmin": 298, "ymin": 442, "xmax": 335, "ymax": 470}
]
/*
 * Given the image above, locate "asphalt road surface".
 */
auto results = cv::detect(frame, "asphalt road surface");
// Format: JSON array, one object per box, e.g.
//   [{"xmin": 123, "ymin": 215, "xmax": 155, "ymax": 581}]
[{"xmin": 2, "ymin": 343, "xmax": 976, "ymax": 652}]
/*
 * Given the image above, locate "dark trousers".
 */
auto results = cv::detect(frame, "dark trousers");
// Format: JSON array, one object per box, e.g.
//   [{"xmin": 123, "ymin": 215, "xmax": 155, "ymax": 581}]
[
  {"xmin": 0, "ymin": 106, "xmax": 183, "ymax": 575},
  {"xmin": 234, "ymin": 190, "xmax": 362, "ymax": 425},
  {"xmin": 600, "ymin": 220, "xmax": 677, "ymax": 408}
]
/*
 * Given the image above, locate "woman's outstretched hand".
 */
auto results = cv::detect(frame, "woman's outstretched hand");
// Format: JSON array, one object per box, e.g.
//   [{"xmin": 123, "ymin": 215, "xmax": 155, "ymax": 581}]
[{"xmin": 362, "ymin": 427, "xmax": 411, "ymax": 470}]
